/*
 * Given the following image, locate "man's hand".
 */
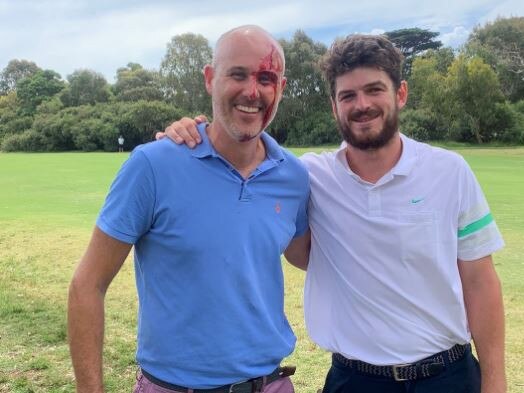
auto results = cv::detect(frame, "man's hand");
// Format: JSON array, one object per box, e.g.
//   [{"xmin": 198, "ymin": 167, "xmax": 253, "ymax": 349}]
[
  {"xmin": 458, "ymin": 256, "xmax": 506, "ymax": 393},
  {"xmin": 156, "ymin": 115, "xmax": 207, "ymax": 148}
]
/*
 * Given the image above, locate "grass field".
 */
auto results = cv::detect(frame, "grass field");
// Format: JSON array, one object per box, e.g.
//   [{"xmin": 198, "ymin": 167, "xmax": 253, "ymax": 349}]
[{"xmin": 0, "ymin": 146, "xmax": 523, "ymax": 392}]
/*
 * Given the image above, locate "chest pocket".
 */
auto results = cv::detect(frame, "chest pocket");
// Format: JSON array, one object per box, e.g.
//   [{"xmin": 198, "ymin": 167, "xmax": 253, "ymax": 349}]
[{"xmin": 397, "ymin": 212, "xmax": 438, "ymax": 264}]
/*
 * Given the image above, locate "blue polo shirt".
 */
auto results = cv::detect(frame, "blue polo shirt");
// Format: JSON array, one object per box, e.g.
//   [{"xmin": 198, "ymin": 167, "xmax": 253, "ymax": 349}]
[{"xmin": 96, "ymin": 124, "xmax": 309, "ymax": 388}]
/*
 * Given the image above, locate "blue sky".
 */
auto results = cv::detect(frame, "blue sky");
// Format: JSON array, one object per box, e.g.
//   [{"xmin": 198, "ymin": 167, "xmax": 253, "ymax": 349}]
[{"xmin": 1, "ymin": 0, "xmax": 522, "ymax": 82}]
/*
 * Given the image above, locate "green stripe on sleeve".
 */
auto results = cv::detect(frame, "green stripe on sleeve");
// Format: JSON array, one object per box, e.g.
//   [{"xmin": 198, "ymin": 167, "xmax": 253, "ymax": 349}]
[{"xmin": 458, "ymin": 213, "xmax": 494, "ymax": 238}]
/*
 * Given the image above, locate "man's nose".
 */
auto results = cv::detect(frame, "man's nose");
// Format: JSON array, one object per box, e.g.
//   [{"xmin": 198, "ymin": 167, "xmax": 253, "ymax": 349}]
[
  {"xmin": 354, "ymin": 92, "xmax": 371, "ymax": 111},
  {"xmin": 246, "ymin": 75, "xmax": 260, "ymax": 100}
]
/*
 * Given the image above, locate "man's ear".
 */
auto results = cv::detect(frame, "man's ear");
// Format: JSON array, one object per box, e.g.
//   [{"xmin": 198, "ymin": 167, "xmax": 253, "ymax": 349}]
[
  {"xmin": 330, "ymin": 97, "xmax": 337, "ymax": 119},
  {"xmin": 281, "ymin": 76, "xmax": 287, "ymax": 91},
  {"xmin": 203, "ymin": 65, "xmax": 214, "ymax": 95},
  {"xmin": 397, "ymin": 80, "xmax": 408, "ymax": 110},
  {"xmin": 277, "ymin": 77, "xmax": 287, "ymax": 102}
]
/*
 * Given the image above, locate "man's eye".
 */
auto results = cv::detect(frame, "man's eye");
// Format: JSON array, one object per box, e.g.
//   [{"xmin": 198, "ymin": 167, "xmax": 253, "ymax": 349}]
[
  {"xmin": 367, "ymin": 87, "xmax": 383, "ymax": 94},
  {"xmin": 231, "ymin": 72, "xmax": 247, "ymax": 80},
  {"xmin": 257, "ymin": 71, "xmax": 278, "ymax": 85}
]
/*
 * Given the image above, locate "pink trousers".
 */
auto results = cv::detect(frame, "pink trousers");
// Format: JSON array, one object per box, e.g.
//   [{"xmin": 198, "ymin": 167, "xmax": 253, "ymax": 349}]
[{"xmin": 133, "ymin": 371, "xmax": 294, "ymax": 393}]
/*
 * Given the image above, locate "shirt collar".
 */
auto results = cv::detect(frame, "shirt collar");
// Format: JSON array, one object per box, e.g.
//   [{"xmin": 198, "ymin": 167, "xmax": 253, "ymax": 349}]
[
  {"xmin": 191, "ymin": 123, "xmax": 285, "ymax": 164},
  {"xmin": 334, "ymin": 133, "xmax": 418, "ymax": 179},
  {"xmin": 190, "ymin": 123, "xmax": 215, "ymax": 158},
  {"xmin": 392, "ymin": 133, "xmax": 417, "ymax": 177}
]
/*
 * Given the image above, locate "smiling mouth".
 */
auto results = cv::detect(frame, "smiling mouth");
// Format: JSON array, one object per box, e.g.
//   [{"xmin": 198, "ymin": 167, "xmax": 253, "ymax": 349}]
[
  {"xmin": 350, "ymin": 109, "xmax": 381, "ymax": 123},
  {"xmin": 352, "ymin": 114, "xmax": 380, "ymax": 123},
  {"xmin": 235, "ymin": 104, "xmax": 261, "ymax": 114}
]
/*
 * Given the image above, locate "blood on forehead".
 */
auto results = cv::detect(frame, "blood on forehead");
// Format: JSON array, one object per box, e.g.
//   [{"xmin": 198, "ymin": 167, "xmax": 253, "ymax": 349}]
[
  {"xmin": 249, "ymin": 45, "xmax": 283, "ymax": 88},
  {"xmin": 258, "ymin": 46, "xmax": 284, "ymax": 129},
  {"xmin": 259, "ymin": 45, "xmax": 284, "ymax": 73}
]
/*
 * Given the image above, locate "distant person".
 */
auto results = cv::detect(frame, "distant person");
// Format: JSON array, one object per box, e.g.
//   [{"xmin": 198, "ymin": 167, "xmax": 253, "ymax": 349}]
[
  {"xmin": 67, "ymin": 25, "xmax": 309, "ymax": 393},
  {"xmin": 118, "ymin": 135, "xmax": 124, "ymax": 152},
  {"xmin": 163, "ymin": 34, "xmax": 506, "ymax": 393}
]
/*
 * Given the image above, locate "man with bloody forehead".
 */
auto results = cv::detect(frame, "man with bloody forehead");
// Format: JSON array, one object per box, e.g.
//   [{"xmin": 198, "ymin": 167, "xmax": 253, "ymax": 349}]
[{"xmin": 68, "ymin": 25, "xmax": 309, "ymax": 393}]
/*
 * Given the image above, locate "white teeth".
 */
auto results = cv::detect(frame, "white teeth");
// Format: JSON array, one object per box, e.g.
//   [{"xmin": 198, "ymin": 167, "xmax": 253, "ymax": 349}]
[
  {"xmin": 236, "ymin": 105, "xmax": 260, "ymax": 113},
  {"xmin": 354, "ymin": 116, "xmax": 377, "ymax": 122}
]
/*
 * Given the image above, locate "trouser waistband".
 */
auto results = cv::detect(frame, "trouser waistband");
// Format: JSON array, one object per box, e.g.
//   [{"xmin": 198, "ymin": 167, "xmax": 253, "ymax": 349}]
[
  {"xmin": 141, "ymin": 365, "xmax": 296, "ymax": 393},
  {"xmin": 333, "ymin": 343, "xmax": 470, "ymax": 381}
]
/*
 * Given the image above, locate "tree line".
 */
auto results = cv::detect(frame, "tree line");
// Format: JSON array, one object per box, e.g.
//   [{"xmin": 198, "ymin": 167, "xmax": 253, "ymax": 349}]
[{"xmin": 0, "ymin": 16, "xmax": 523, "ymax": 152}]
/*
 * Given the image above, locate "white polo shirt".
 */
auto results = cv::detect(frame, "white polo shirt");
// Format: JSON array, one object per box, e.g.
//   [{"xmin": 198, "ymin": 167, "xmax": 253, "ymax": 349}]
[{"xmin": 301, "ymin": 134, "xmax": 504, "ymax": 365}]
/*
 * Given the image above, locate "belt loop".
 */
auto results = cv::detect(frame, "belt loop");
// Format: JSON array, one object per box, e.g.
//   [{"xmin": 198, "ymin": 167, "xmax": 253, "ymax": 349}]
[{"xmin": 251, "ymin": 376, "xmax": 266, "ymax": 393}]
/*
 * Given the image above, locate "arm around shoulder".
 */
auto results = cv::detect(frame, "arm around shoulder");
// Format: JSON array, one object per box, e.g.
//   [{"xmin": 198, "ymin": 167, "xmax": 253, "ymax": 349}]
[
  {"xmin": 68, "ymin": 226, "xmax": 132, "ymax": 393},
  {"xmin": 284, "ymin": 229, "xmax": 311, "ymax": 271}
]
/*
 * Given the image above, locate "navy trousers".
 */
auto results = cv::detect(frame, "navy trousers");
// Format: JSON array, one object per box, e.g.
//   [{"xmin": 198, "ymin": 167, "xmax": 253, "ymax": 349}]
[{"xmin": 322, "ymin": 349, "xmax": 481, "ymax": 393}]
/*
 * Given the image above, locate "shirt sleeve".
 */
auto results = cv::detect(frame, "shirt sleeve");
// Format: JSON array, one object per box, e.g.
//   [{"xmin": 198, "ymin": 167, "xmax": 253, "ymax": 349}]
[
  {"xmin": 457, "ymin": 158, "xmax": 504, "ymax": 261},
  {"xmin": 293, "ymin": 167, "xmax": 310, "ymax": 238},
  {"xmin": 96, "ymin": 149, "xmax": 156, "ymax": 244}
]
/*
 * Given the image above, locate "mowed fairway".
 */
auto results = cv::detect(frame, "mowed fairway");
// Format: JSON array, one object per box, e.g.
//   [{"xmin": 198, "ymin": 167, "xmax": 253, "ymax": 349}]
[{"xmin": 0, "ymin": 147, "xmax": 523, "ymax": 392}]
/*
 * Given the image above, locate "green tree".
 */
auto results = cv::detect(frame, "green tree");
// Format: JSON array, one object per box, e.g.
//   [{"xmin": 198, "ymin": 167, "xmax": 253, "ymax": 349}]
[
  {"xmin": 29, "ymin": 103, "xmax": 118, "ymax": 151},
  {"xmin": 116, "ymin": 100, "xmax": 185, "ymax": 146},
  {"xmin": 29, "ymin": 107, "xmax": 76, "ymax": 151},
  {"xmin": 385, "ymin": 28, "xmax": 442, "ymax": 78},
  {"xmin": 405, "ymin": 52, "xmax": 456, "ymax": 140},
  {"xmin": 0, "ymin": 92, "xmax": 19, "ymax": 136},
  {"xmin": 112, "ymin": 63, "xmax": 164, "ymax": 102},
  {"xmin": 465, "ymin": 17, "xmax": 524, "ymax": 102},
  {"xmin": 1, "ymin": 129, "xmax": 48, "ymax": 152},
  {"xmin": 272, "ymin": 30, "xmax": 334, "ymax": 144},
  {"xmin": 16, "ymin": 70, "xmax": 65, "ymax": 114},
  {"xmin": 60, "ymin": 69, "xmax": 111, "ymax": 107},
  {"xmin": 0, "ymin": 91, "xmax": 32, "ymax": 140},
  {"xmin": 408, "ymin": 56, "xmax": 443, "ymax": 109},
  {"xmin": 0, "ymin": 59, "xmax": 41, "ymax": 95},
  {"xmin": 408, "ymin": 48, "xmax": 455, "ymax": 118},
  {"xmin": 400, "ymin": 108, "xmax": 448, "ymax": 142},
  {"xmin": 68, "ymin": 105, "xmax": 118, "ymax": 151},
  {"xmin": 422, "ymin": 47, "xmax": 455, "ymax": 74},
  {"xmin": 446, "ymin": 56, "xmax": 505, "ymax": 143},
  {"xmin": 491, "ymin": 101, "xmax": 524, "ymax": 143},
  {"xmin": 160, "ymin": 33, "xmax": 212, "ymax": 115}
]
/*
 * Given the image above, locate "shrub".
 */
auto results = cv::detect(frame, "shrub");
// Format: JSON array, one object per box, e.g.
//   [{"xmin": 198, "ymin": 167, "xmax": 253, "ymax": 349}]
[
  {"xmin": 1, "ymin": 130, "xmax": 47, "ymax": 152},
  {"xmin": 285, "ymin": 111, "xmax": 339, "ymax": 146},
  {"xmin": 400, "ymin": 108, "xmax": 447, "ymax": 141}
]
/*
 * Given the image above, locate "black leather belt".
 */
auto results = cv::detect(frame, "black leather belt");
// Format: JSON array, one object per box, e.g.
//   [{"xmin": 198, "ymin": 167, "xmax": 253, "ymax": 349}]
[
  {"xmin": 141, "ymin": 365, "xmax": 296, "ymax": 393},
  {"xmin": 333, "ymin": 343, "xmax": 470, "ymax": 381}
]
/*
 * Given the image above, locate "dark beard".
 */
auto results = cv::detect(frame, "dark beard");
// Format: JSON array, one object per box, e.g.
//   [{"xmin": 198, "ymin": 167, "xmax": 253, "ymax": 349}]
[{"xmin": 337, "ymin": 107, "xmax": 399, "ymax": 150}]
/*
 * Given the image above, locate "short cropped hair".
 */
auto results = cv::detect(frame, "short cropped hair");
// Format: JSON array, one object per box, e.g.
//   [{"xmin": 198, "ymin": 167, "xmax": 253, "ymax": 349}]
[{"xmin": 321, "ymin": 34, "xmax": 404, "ymax": 98}]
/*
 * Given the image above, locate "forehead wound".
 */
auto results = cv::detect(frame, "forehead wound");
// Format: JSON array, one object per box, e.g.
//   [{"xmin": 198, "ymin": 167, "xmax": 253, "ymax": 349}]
[{"xmin": 259, "ymin": 44, "xmax": 284, "ymax": 73}]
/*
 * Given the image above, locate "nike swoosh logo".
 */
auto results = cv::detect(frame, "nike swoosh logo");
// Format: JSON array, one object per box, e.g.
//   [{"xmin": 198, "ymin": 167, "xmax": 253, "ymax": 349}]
[{"xmin": 411, "ymin": 198, "xmax": 424, "ymax": 204}]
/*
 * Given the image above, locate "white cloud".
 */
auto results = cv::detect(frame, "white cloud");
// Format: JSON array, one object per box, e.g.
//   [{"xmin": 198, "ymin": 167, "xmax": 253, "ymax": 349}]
[
  {"xmin": 480, "ymin": 0, "xmax": 524, "ymax": 23},
  {"xmin": 1, "ymin": 0, "xmax": 523, "ymax": 81},
  {"xmin": 440, "ymin": 26, "xmax": 471, "ymax": 48}
]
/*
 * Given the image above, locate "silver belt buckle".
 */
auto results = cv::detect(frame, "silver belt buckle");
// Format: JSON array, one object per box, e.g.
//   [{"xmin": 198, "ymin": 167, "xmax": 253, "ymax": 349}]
[
  {"xmin": 228, "ymin": 379, "xmax": 247, "ymax": 393},
  {"xmin": 392, "ymin": 364, "xmax": 411, "ymax": 381}
]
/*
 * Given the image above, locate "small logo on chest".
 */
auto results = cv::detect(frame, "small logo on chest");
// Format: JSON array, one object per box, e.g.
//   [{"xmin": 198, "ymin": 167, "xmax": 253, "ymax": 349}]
[
  {"xmin": 410, "ymin": 197, "xmax": 425, "ymax": 204},
  {"xmin": 275, "ymin": 202, "xmax": 281, "ymax": 214}
]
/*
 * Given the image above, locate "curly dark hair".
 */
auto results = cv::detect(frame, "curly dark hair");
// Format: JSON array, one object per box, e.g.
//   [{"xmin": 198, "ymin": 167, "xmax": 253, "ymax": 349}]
[{"xmin": 321, "ymin": 34, "xmax": 404, "ymax": 99}]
